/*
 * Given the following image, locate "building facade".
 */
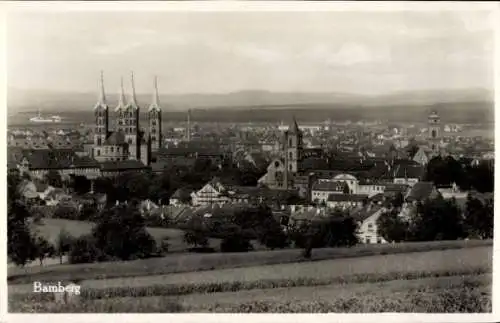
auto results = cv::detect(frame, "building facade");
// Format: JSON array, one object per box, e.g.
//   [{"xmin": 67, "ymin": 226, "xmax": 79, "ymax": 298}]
[{"xmin": 92, "ymin": 72, "xmax": 162, "ymax": 165}]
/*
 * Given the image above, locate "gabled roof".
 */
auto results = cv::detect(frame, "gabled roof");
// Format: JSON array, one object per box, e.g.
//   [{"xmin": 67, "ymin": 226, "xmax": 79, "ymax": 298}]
[{"xmin": 350, "ymin": 205, "xmax": 384, "ymax": 222}]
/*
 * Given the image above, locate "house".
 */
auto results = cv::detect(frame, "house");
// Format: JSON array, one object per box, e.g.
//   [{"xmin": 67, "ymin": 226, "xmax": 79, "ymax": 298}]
[
  {"xmin": 191, "ymin": 177, "xmax": 265, "ymax": 206},
  {"xmin": 311, "ymin": 181, "xmax": 347, "ymax": 204},
  {"xmin": 17, "ymin": 180, "xmax": 39, "ymax": 200},
  {"xmin": 391, "ymin": 162, "xmax": 425, "ymax": 187},
  {"xmin": 326, "ymin": 193, "xmax": 368, "ymax": 210},
  {"xmin": 17, "ymin": 149, "xmax": 101, "ymax": 180},
  {"xmin": 169, "ymin": 188, "xmax": 194, "ymax": 206},
  {"xmin": 258, "ymin": 158, "xmax": 293, "ymax": 189},
  {"xmin": 139, "ymin": 199, "xmax": 160, "ymax": 216},
  {"xmin": 438, "ymin": 183, "xmax": 468, "ymax": 200},
  {"xmin": 99, "ymin": 160, "xmax": 149, "ymax": 177},
  {"xmin": 413, "ymin": 146, "xmax": 432, "ymax": 165},
  {"xmin": 383, "ymin": 183, "xmax": 410, "ymax": 199},
  {"xmin": 405, "ymin": 182, "xmax": 440, "ymax": 204},
  {"xmin": 288, "ymin": 207, "xmax": 326, "ymax": 227},
  {"xmin": 352, "ymin": 205, "xmax": 388, "ymax": 244}
]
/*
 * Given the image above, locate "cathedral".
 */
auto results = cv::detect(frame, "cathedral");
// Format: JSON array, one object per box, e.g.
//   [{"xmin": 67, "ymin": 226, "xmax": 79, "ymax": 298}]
[{"xmin": 92, "ymin": 72, "xmax": 163, "ymax": 166}]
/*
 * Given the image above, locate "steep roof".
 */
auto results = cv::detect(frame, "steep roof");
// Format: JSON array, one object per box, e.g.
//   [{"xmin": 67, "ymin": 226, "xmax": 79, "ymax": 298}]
[
  {"xmin": 104, "ymin": 130, "xmax": 127, "ymax": 146},
  {"xmin": 286, "ymin": 116, "xmax": 300, "ymax": 134}
]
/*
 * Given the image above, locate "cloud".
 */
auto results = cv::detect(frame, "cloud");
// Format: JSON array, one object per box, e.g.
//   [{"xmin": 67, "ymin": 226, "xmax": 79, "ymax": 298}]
[{"xmin": 303, "ymin": 42, "xmax": 391, "ymax": 67}]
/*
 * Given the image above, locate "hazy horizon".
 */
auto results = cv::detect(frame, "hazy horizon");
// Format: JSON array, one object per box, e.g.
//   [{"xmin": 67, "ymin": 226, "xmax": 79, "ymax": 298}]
[{"xmin": 7, "ymin": 10, "xmax": 494, "ymax": 97}]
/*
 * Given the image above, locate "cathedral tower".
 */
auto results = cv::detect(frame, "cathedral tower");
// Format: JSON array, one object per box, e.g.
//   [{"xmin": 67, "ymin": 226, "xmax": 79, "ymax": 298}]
[
  {"xmin": 93, "ymin": 71, "xmax": 109, "ymax": 147},
  {"xmin": 115, "ymin": 77, "xmax": 127, "ymax": 133},
  {"xmin": 148, "ymin": 76, "xmax": 162, "ymax": 152},
  {"xmin": 284, "ymin": 116, "xmax": 303, "ymax": 174},
  {"xmin": 125, "ymin": 71, "xmax": 140, "ymax": 160},
  {"xmin": 428, "ymin": 110, "xmax": 441, "ymax": 155}
]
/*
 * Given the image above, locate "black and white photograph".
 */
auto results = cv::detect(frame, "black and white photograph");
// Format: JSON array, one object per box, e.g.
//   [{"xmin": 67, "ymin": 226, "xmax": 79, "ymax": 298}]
[{"xmin": 4, "ymin": 2, "xmax": 496, "ymax": 315}]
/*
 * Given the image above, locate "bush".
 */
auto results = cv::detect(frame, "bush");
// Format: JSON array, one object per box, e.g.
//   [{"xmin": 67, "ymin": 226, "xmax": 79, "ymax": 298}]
[
  {"xmin": 92, "ymin": 204, "xmax": 157, "ymax": 261},
  {"xmin": 68, "ymin": 235, "xmax": 101, "ymax": 264},
  {"xmin": 220, "ymin": 233, "xmax": 253, "ymax": 253}
]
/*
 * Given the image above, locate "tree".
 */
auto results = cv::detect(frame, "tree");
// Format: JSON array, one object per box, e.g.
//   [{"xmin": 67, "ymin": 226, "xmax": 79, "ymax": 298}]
[
  {"xmin": 71, "ymin": 175, "xmax": 91, "ymax": 194},
  {"xmin": 183, "ymin": 230, "xmax": 209, "ymax": 248},
  {"xmin": 34, "ymin": 236, "xmax": 56, "ymax": 266},
  {"xmin": 258, "ymin": 216, "xmax": 289, "ymax": 250},
  {"xmin": 45, "ymin": 170, "xmax": 63, "ymax": 188},
  {"xmin": 392, "ymin": 192, "xmax": 404, "ymax": 209},
  {"xmin": 68, "ymin": 235, "xmax": 101, "ymax": 264},
  {"xmin": 290, "ymin": 210, "xmax": 359, "ymax": 259},
  {"xmin": 7, "ymin": 173, "xmax": 38, "ymax": 267},
  {"xmin": 376, "ymin": 209, "xmax": 410, "ymax": 242},
  {"xmin": 410, "ymin": 196, "xmax": 466, "ymax": 241},
  {"xmin": 91, "ymin": 204, "xmax": 156, "ymax": 261},
  {"xmin": 55, "ymin": 229, "xmax": 74, "ymax": 264},
  {"xmin": 464, "ymin": 195, "xmax": 493, "ymax": 239}
]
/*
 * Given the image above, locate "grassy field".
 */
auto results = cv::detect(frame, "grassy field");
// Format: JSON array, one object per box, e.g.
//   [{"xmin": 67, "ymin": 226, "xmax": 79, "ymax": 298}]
[
  {"xmin": 8, "ymin": 242, "xmax": 492, "ymax": 313},
  {"xmin": 33, "ymin": 218, "xmax": 192, "ymax": 252},
  {"xmin": 8, "ymin": 239, "xmax": 492, "ymax": 285}
]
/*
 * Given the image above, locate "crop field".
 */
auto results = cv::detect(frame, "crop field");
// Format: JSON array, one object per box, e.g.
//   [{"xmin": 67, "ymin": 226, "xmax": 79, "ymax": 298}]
[
  {"xmin": 8, "ymin": 245, "xmax": 492, "ymax": 313},
  {"xmin": 8, "ymin": 239, "xmax": 491, "ymax": 285}
]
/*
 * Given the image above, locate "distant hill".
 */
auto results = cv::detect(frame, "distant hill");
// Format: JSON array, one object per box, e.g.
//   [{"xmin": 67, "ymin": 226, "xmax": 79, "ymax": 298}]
[{"xmin": 7, "ymin": 87, "xmax": 493, "ymax": 112}]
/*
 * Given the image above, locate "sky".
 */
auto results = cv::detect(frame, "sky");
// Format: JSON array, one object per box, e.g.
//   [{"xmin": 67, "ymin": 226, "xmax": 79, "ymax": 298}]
[{"xmin": 6, "ymin": 9, "xmax": 495, "ymax": 96}]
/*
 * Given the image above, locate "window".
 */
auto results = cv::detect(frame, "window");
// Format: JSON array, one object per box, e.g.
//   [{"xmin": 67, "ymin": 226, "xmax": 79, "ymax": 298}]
[
  {"xmin": 289, "ymin": 138, "xmax": 293, "ymax": 147},
  {"xmin": 274, "ymin": 161, "xmax": 280, "ymax": 168},
  {"xmin": 431, "ymin": 129, "xmax": 437, "ymax": 138},
  {"xmin": 152, "ymin": 136, "xmax": 156, "ymax": 142},
  {"xmin": 96, "ymin": 149, "xmax": 101, "ymax": 156},
  {"xmin": 97, "ymin": 138, "xmax": 102, "ymax": 145},
  {"xmin": 152, "ymin": 120, "xmax": 156, "ymax": 126},
  {"xmin": 152, "ymin": 129, "xmax": 156, "ymax": 134},
  {"xmin": 110, "ymin": 147, "xmax": 114, "ymax": 153},
  {"xmin": 289, "ymin": 164, "xmax": 292, "ymax": 171},
  {"xmin": 289, "ymin": 152, "xmax": 293, "ymax": 160}
]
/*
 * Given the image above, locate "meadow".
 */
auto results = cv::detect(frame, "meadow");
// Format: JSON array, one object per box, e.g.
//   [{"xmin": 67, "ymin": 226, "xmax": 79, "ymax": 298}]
[
  {"xmin": 8, "ymin": 218, "xmax": 493, "ymax": 313},
  {"xmin": 33, "ymin": 218, "xmax": 191, "ymax": 251},
  {"xmin": 8, "ymin": 244, "xmax": 492, "ymax": 313},
  {"xmin": 8, "ymin": 239, "xmax": 492, "ymax": 285}
]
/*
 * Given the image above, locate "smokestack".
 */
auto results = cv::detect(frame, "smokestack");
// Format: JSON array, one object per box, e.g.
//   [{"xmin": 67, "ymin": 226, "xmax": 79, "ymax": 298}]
[
  {"xmin": 284, "ymin": 132, "xmax": 288, "ymax": 190},
  {"xmin": 187, "ymin": 109, "xmax": 191, "ymax": 142}
]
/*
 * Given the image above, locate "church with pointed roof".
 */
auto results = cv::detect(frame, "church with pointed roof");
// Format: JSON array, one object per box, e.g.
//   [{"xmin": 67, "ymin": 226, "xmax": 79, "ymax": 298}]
[{"xmin": 92, "ymin": 72, "xmax": 162, "ymax": 166}]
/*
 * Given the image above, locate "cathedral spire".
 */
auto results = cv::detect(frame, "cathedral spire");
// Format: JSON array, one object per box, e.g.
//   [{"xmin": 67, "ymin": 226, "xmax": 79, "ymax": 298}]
[
  {"xmin": 148, "ymin": 76, "xmax": 161, "ymax": 112},
  {"xmin": 129, "ymin": 71, "xmax": 139, "ymax": 110},
  {"xmin": 98, "ymin": 70, "xmax": 106, "ymax": 104},
  {"xmin": 115, "ymin": 77, "xmax": 127, "ymax": 112},
  {"xmin": 94, "ymin": 70, "xmax": 108, "ymax": 110},
  {"xmin": 288, "ymin": 115, "xmax": 300, "ymax": 134}
]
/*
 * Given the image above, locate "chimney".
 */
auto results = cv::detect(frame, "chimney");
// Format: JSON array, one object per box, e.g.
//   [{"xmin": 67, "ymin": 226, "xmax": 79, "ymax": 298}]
[{"xmin": 187, "ymin": 109, "xmax": 191, "ymax": 142}]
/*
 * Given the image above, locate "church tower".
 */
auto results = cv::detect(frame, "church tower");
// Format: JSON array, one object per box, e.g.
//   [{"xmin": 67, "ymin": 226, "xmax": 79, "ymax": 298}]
[
  {"xmin": 114, "ymin": 77, "xmax": 127, "ymax": 133},
  {"xmin": 284, "ymin": 116, "xmax": 303, "ymax": 174},
  {"xmin": 125, "ymin": 71, "xmax": 140, "ymax": 160},
  {"xmin": 148, "ymin": 76, "xmax": 162, "ymax": 152},
  {"xmin": 93, "ymin": 71, "xmax": 109, "ymax": 147},
  {"xmin": 428, "ymin": 110, "xmax": 441, "ymax": 155}
]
